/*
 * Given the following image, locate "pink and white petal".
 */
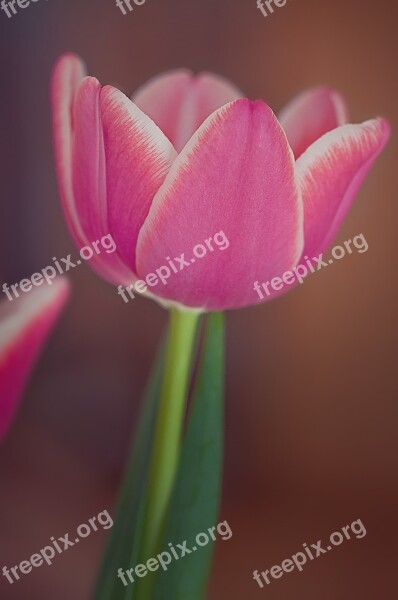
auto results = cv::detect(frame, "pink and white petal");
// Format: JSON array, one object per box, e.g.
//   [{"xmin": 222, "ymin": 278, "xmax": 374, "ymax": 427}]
[
  {"xmin": 51, "ymin": 53, "xmax": 87, "ymax": 245},
  {"xmin": 136, "ymin": 99, "xmax": 303, "ymax": 311},
  {"xmin": 52, "ymin": 57, "xmax": 129, "ymax": 284},
  {"xmin": 0, "ymin": 278, "xmax": 69, "ymax": 441},
  {"xmin": 72, "ymin": 77, "xmax": 107, "ymax": 243},
  {"xmin": 133, "ymin": 70, "xmax": 243, "ymax": 151},
  {"xmin": 297, "ymin": 118, "xmax": 390, "ymax": 260},
  {"xmin": 72, "ymin": 78, "xmax": 136, "ymax": 284},
  {"xmin": 99, "ymin": 86, "xmax": 178, "ymax": 272},
  {"xmin": 278, "ymin": 87, "xmax": 349, "ymax": 159}
]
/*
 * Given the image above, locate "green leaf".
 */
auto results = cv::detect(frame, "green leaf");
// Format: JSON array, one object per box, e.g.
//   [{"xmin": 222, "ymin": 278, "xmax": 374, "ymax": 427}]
[
  {"xmin": 153, "ymin": 312, "xmax": 225, "ymax": 600},
  {"xmin": 93, "ymin": 341, "xmax": 165, "ymax": 600}
]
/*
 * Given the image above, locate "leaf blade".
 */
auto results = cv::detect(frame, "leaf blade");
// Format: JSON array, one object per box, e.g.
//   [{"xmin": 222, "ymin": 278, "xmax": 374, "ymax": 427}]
[{"xmin": 93, "ymin": 341, "xmax": 165, "ymax": 600}]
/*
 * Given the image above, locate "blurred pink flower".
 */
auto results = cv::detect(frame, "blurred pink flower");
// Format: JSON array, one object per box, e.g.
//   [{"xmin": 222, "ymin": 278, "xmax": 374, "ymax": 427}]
[
  {"xmin": 0, "ymin": 278, "xmax": 69, "ymax": 440},
  {"xmin": 51, "ymin": 54, "xmax": 390, "ymax": 311}
]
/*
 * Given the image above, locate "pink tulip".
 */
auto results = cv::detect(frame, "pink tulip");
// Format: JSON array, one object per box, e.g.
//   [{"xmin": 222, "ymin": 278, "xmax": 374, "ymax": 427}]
[
  {"xmin": 0, "ymin": 278, "xmax": 69, "ymax": 440},
  {"xmin": 51, "ymin": 54, "xmax": 390, "ymax": 311}
]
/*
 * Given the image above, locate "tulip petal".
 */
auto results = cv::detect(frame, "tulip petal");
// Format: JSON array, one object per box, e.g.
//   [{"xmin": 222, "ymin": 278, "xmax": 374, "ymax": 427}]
[
  {"xmin": 136, "ymin": 99, "xmax": 303, "ymax": 311},
  {"xmin": 133, "ymin": 70, "xmax": 243, "ymax": 151},
  {"xmin": 98, "ymin": 86, "xmax": 178, "ymax": 272},
  {"xmin": 71, "ymin": 78, "xmax": 136, "ymax": 284},
  {"xmin": 278, "ymin": 87, "xmax": 349, "ymax": 159},
  {"xmin": 297, "ymin": 118, "xmax": 390, "ymax": 259},
  {"xmin": 0, "ymin": 279, "xmax": 69, "ymax": 441},
  {"xmin": 71, "ymin": 77, "xmax": 107, "ymax": 245},
  {"xmin": 52, "ymin": 56, "xmax": 133, "ymax": 285},
  {"xmin": 51, "ymin": 53, "xmax": 87, "ymax": 244}
]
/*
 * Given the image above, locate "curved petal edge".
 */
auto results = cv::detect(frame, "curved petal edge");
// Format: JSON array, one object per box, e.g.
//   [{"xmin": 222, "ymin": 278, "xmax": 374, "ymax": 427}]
[
  {"xmin": 0, "ymin": 278, "xmax": 69, "ymax": 441},
  {"xmin": 297, "ymin": 117, "xmax": 391, "ymax": 259}
]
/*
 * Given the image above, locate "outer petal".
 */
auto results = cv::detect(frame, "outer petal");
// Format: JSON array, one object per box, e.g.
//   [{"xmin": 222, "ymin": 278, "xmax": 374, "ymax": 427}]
[
  {"xmin": 98, "ymin": 86, "xmax": 177, "ymax": 271},
  {"xmin": 132, "ymin": 69, "xmax": 243, "ymax": 152},
  {"xmin": 0, "ymin": 279, "xmax": 69, "ymax": 441},
  {"xmin": 278, "ymin": 87, "xmax": 349, "ymax": 159},
  {"xmin": 72, "ymin": 77, "xmax": 150, "ymax": 284},
  {"xmin": 71, "ymin": 77, "xmax": 108, "ymax": 247},
  {"xmin": 51, "ymin": 53, "xmax": 87, "ymax": 244},
  {"xmin": 136, "ymin": 99, "xmax": 303, "ymax": 311},
  {"xmin": 52, "ymin": 56, "xmax": 133, "ymax": 285},
  {"xmin": 297, "ymin": 118, "xmax": 390, "ymax": 259},
  {"xmin": 71, "ymin": 77, "xmax": 134, "ymax": 284}
]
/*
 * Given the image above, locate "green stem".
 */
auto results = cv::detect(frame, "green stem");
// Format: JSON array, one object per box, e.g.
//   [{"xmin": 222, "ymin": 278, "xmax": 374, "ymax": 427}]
[{"xmin": 136, "ymin": 308, "xmax": 200, "ymax": 597}]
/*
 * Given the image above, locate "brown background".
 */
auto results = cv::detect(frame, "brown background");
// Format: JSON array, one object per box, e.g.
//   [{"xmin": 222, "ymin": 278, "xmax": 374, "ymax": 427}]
[{"xmin": 0, "ymin": 0, "xmax": 397, "ymax": 598}]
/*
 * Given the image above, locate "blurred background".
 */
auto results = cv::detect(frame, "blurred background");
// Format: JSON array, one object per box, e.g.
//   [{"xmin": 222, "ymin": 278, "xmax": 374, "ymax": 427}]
[{"xmin": 0, "ymin": 0, "xmax": 397, "ymax": 597}]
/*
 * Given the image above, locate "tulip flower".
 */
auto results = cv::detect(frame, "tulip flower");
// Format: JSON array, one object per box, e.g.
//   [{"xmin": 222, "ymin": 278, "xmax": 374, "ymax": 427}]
[
  {"xmin": 0, "ymin": 278, "xmax": 69, "ymax": 440},
  {"xmin": 51, "ymin": 54, "xmax": 389, "ymax": 313},
  {"xmin": 51, "ymin": 54, "xmax": 390, "ymax": 600}
]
